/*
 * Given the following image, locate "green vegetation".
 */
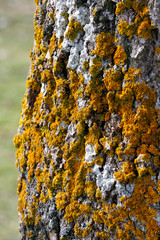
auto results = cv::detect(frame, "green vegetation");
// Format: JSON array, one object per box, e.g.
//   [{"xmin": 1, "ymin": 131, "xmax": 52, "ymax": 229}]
[{"xmin": 0, "ymin": 1, "xmax": 35, "ymax": 239}]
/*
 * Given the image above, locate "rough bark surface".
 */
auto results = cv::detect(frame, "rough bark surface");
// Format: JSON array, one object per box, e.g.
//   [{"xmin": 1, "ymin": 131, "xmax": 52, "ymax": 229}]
[{"xmin": 14, "ymin": 0, "xmax": 160, "ymax": 239}]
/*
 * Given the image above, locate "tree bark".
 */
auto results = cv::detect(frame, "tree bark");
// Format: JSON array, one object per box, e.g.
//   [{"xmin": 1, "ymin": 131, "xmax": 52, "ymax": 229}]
[{"xmin": 14, "ymin": 0, "xmax": 160, "ymax": 239}]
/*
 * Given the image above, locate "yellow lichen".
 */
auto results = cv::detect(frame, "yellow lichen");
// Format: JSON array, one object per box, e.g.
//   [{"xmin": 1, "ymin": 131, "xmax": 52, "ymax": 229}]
[
  {"xmin": 27, "ymin": 231, "xmax": 33, "ymax": 238},
  {"xmin": 64, "ymin": 200, "xmax": 80, "ymax": 223},
  {"xmin": 89, "ymin": 58, "xmax": 102, "ymax": 77},
  {"xmin": 49, "ymin": 11, "xmax": 55, "ymax": 21},
  {"xmin": 96, "ymin": 231, "xmax": 110, "ymax": 239},
  {"xmin": 92, "ymin": 210, "xmax": 104, "ymax": 224},
  {"xmin": 115, "ymin": 2, "xmax": 126, "ymax": 15},
  {"xmin": 58, "ymin": 38, "xmax": 63, "ymax": 49},
  {"xmin": 114, "ymin": 162, "xmax": 136, "ymax": 183},
  {"xmin": 34, "ymin": 0, "xmax": 39, "ymax": 7},
  {"xmin": 155, "ymin": 46, "xmax": 160, "ymax": 56},
  {"xmin": 93, "ymin": 7, "xmax": 97, "ymax": 16},
  {"xmin": 34, "ymin": 25, "xmax": 43, "ymax": 52},
  {"xmin": 117, "ymin": 1, "xmax": 154, "ymax": 41},
  {"xmin": 61, "ymin": 11, "xmax": 69, "ymax": 21},
  {"xmin": 137, "ymin": 18, "xmax": 153, "ymax": 39},
  {"xmin": 55, "ymin": 191, "xmax": 68, "ymax": 211},
  {"xmin": 114, "ymin": 45, "xmax": 127, "ymax": 65},
  {"xmin": 92, "ymin": 32, "xmax": 115, "ymax": 59},
  {"xmin": 79, "ymin": 204, "xmax": 92, "ymax": 216},
  {"xmin": 41, "ymin": 69, "xmax": 53, "ymax": 83},
  {"xmin": 18, "ymin": 180, "xmax": 27, "ymax": 221},
  {"xmin": 82, "ymin": 226, "xmax": 92, "ymax": 238},
  {"xmin": 65, "ymin": 18, "xmax": 83, "ymax": 41},
  {"xmin": 83, "ymin": 60, "xmax": 89, "ymax": 70},
  {"xmin": 85, "ymin": 181, "xmax": 96, "ymax": 198},
  {"xmin": 52, "ymin": 172, "xmax": 63, "ymax": 189},
  {"xmin": 49, "ymin": 33, "xmax": 56, "ymax": 55},
  {"xmin": 74, "ymin": 224, "xmax": 82, "ymax": 238},
  {"xmin": 103, "ymin": 68, "xmax": 123, "ymax": 91},
  {"xmin": 53, "ymin": 61, "xmax": 63, "ymax": 74},
  {"xmin": 117, "ymin": 20, "xmax": 136, "ymax": 39},
  {"xmin": 14, "ymin": 1, "xmax": 160, "ymax": 238}
]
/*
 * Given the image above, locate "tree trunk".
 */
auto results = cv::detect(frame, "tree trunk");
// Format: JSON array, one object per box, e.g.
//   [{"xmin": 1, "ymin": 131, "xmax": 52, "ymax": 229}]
[{"xmin": 14, "ymin": 0, "xmax": 160, "ymax": 239}]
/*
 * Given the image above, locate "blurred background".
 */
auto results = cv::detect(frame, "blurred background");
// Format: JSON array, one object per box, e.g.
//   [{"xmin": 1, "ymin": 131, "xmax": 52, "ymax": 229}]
[{"xmin": 0, "ymin": 0, "xmax": 35, "ymax": 239}]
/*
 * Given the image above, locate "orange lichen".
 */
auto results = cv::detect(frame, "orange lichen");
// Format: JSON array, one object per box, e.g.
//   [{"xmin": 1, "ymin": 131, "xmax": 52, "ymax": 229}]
[
  {"xmin": 34, "ymin": 25, "xmax": 43, "ymax": 52},
  {"xmin": 89, "ymin": 58, "xmax": 102, "ymax": 77},
  {"xmin": 155, "ymin": 47, "xmax": 160, "ymax": 56},
  {"xmin": 61, "ymin": 11, "xmax": 69, "ymax": 21},
  {"xmin": 96, "ymin": 231, "xmax": 110, "ymax": 239},
  {"xmin": 114, "ymin": 45, "xmax": 127, "ymax": 65},
  {"xmin": 85, "ymin": 181, "xmax": 96, "ymax": 198},
  {"xmin": 52, "ymin": 172, "xmax": 63, "ymax": 189},
  {"xmin": 65, "ymin": 18, "xmax": 83, "ymax": 41},
  {"xmin": 27, "ymin": 231, "xmax": 33, "ymax": 238},
  {"xmin": 18, "ymin": 180, "xmax": 27, "ymax": 221},
  {"xmin": 103, "ymin": 68, "xmax": 123, "ymax": 92},
  {"xmin": 115, "ymin": 2, "xmax": 126, "ymax": 15},
  {"xmin": 92, "ymin": 32, "xmax": 115, "ymax": 59},
  {"xmin": 137, "ymin": 18, "xmax": 153, "ymax": 39},
  {"xmin": 34, "ymin": 0, "xmax": 39, "ymax": 7},
  {"xmin": 124, "ymin": 67, "xmax": 141, "ymax": 82},
  {"xmin": 79, "ymin": 204, "xmax": 92, "ymax": 216},
  {"xmin": 92, "ymin": 210, "xmax": 104, "ymax": 224},
  {"xmin": 49, "ymin": 33, "xmax": 56, "ymax": 55},
  {"xmin": 14, "ymin": 1, "xmax": 160, "ymax": 239},
  {"xmin": 93, "ymin": 7, "xmax": 97, "ymax": 16},
  {"xmin": 58, "ymin": 38, "xmax": 63, "ymax": 49},
  {"xmin": 114, "ymin": 162, "xmax": 136, "ymax": 183},
  {"xmin": 64, "ymin": 200, "xmax": 81, "ymax": 223},
  {"xmin": 53, "ymin": 61, "xmax": 63, "ymax": 74},
  {"xmin": 117, "ymin": 20, "xmax": 136, "ymax": 39},
  {"xmin": 55, "ymin": 191, "xmax": 68, "ymax": 211},
  {"xmin": 49, "ymin": 12, "xmax": 55, "ymax": 21},
  {"xmin": 117, "ymin": 1, "xmax": 154, "ymax": 40},
  {"xmin": 41, "ymin": 69, "xmax": 53, "ymax": 83},
  {"xmin": 83, "ymin": 60, "xmax": 89, "ymax": 70}
]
